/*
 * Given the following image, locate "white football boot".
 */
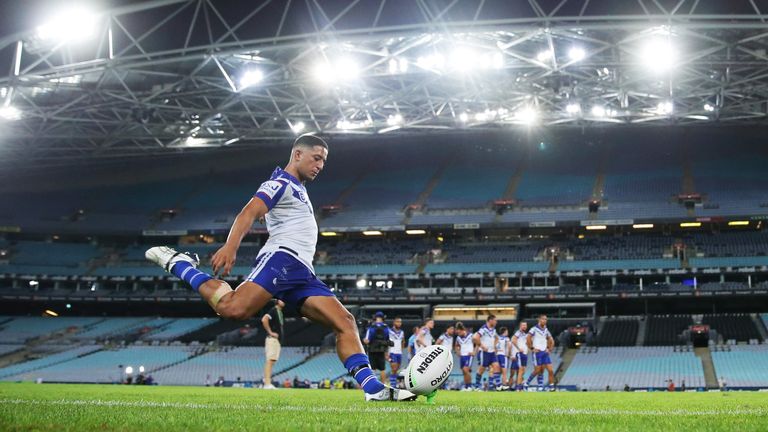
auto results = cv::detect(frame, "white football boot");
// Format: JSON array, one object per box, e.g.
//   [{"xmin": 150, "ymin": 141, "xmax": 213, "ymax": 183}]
[
  {"xmin": 145, "ymin": 246, "xmax": 200, "ymax": 273},
  {"xmin": 364, "ymin": 386, "xmax": 418, "ymax": 402}
]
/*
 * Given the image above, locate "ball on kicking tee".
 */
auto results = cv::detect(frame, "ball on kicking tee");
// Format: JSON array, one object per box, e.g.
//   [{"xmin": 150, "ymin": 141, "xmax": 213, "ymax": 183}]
[{"xmin": 403, "ymin": 345, "xmax": 453, "ymax": 395}]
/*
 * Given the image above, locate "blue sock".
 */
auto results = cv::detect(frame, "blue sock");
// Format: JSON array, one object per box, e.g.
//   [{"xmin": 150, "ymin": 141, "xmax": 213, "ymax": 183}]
[
  {"xmin": 494, "ymin": 374, "xmax": 502, "ymax": 387},
  {"xmin": 474, "ymin": 373, "xmax": 482, "ymax": 388},
  {"xmin": 527, "ymin": 373, "xmax": 536, "ymax": 385},
  {"xmin": 344, "ymin": 353, "xmax": 385, "ymax": 394},
  {"xmin": 389, "ymin": 374, "xmax": 397, "ymax": 388},
  {"xmin": 537, "ymin": 375, "xmax": 544, "ymax": 388},
  {"xmin": 170, "ymin": 261, "xmax": 212, "ymax": 292}
]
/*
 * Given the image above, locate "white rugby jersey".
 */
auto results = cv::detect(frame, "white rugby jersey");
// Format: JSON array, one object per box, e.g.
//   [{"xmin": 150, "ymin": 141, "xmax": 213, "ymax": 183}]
[
  {"xmin": 389, "ymin": 328, "xmax": 404, "ymax": 354},
  {"xmin": 438, "ymin": 333, "xmax": 454, "ymax": 350},
  {"xmin": 417, "ymin": 327, "xmax": 433, "ymax": 349},
  {"xmin": 457, "ymin": 334, "xmax": 474, "ymax": 356},
  {"xmin": 475, "ymin": 324, "xmax": 497, "ymax": 353},
  {"xmin": 512, "ymin": 330, "xmax": 529, "ymax": 355},
  {"xmin": 254, "ymin": 167, "xmax": 318, "ymax": 272},
  {"xmin": 495, "ymin": 335, "xmax": 509, "ymax": 356},
  {"xmin": 528, "ymin": 325, "xmax": 552, "ymax": 351}
]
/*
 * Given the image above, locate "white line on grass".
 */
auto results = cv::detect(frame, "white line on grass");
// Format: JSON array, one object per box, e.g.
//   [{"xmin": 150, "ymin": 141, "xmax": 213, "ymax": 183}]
[{"xmin": 0, "ymin": 398, "xmax": 766, "ymax": 417}]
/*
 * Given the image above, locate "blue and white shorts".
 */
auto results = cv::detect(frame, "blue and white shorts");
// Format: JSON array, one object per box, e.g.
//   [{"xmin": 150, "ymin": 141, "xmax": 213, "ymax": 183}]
[
  {"xmin": 516, "ymin": 352, "xmax": 528, "ymax": 368},
  {"xmin": 460, "ymin": 355, "xmax": 473, "ymax": 369},
  {"xmin": 246, "ymin": 250, "xmax": 334, "ymax": 309},
  {"xmin": 497, "ymin": 354, "xmax": 507, "ymax": 369},
  {"xmin": 389, "ymin": 353, "xmax": 402, "ymax": 365},
  {"xmin": 533, "ymin": 351, "xmax": 552, "ymax": 367},
  {"xmin": 478, "ymin": 351, "xmax": 497, "ymax": 368}
]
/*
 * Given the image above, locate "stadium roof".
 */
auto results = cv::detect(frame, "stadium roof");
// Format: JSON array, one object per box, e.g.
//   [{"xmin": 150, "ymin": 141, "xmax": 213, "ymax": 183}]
[{"xmin": 3, "ymin": 0, "xmax": 768, "ymax": 165}]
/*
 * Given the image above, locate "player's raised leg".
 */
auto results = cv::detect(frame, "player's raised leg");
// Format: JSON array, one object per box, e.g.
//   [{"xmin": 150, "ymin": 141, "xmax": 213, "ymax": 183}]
[
  {"xmin": 145, "ymin": 246, "xmax": 272, "ymax": 319},
  {"xmin": 299, "ymin": 295, "xmax": 416, "ymax": 401}
]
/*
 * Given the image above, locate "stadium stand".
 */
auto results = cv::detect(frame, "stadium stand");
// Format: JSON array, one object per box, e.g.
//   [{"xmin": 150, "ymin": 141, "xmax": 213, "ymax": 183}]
[
  {"xmin": 0, "ymin": 317, "xmax": 103, "ymax": 343},
  {"xmin": 598, "ymin": 318, "xmax": 639, "ymax": 346},
  {"xmin": 271, "ymin": 351, "xmax": 347, "ymax": 383},
  {"xmin": 560, "ymin": 346, "xmax": 705, "ymax": 390},
  {"xmin": 142, "ymin": 318, "xmax": 214, "ymax": 342},
  {"xmin": 2, "ymin": 345, "xmax": 195, "ymax": 383},
  {"xmin": 701, "ymin": 314, "xmax": 762, "ymax": 343},
  {"xmin": 644, "ymin": 316, "xmax": 692, "ymax": 346},
  {"xmin": 151, "ymin": 346, "xmax": 310, "ymax": 385},
  {"xmin": 0, "ymin": 345, "xmax": 103, "ymax": 379},
  {"xmin": 710, "ymin": 345, "xmax": 768, "ymax": 387}
]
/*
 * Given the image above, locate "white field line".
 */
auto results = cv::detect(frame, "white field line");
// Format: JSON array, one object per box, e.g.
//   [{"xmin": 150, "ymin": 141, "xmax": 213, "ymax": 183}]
[{"xmin": 0, "ymin": 398, "xmax": 766, "ymax": 416}]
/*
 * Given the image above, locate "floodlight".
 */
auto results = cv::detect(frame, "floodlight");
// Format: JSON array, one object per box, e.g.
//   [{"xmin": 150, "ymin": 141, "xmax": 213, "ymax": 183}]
[
  {"xmin": 291, "ymin": 121, "xmax": 306, "ymax": 134},
  {"xmin": 386, "ymin": 114, "xmax": 403, "ymax": 126},
  {"xmin": 591, "ymin": 105, "xmax": 606, "ymax": 117},
  {"xmin": 125, "ymin": 366, "xmax": 134, "ymax": 375},
  {"xmin": 37, "ymin": 7, "xmax": 98, "ymax": 42},
  {"xmin": 568, "ymin": 47, "xmax": 586, "ymax": 61},
  {"xmin": 657, "ymin": 101, "xmax": 673, "ymax": 115},
  {"xmin": 238, "ymin": 70, "xmax": 263, "ymax": 90},
  {"xmin": 0, "ymin": 106, "xmax": 21, "ymax": 121},
  {"xmin": 566, "ymin": 103, "xmax": 581, "ymax": 114},
  {"xmin": 515, "ymin": 107, "xmax": 538, "ymax": 125},
  {"xmin": 458, "ymin": 112, "xmax": 469, "ymax": 122},
  {"xmin": 356, "ymin": 279, "xmax": 367, "ymax": 288},
  {"xmin": 536, "ymin": 50, "xmax": 552, "ymax": 62},
  {"xmin": 703, "ymin": 103, "xmax": 715, "ymax": 112},
  {"xmin": 641, "ymin": 38, "xmax": 677, "ymax": 72}
]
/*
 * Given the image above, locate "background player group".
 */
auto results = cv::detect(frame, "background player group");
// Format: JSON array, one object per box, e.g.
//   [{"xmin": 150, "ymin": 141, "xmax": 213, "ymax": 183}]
[{"xmin": 364, "ymin": 313, "xmax": 557, "ymax": 392}]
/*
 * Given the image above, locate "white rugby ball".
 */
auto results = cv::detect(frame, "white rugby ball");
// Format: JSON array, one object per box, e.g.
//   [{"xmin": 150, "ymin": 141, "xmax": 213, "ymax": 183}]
[{"xmin": 404, "ymin": 345, "xmax": 453, "ymax": 395}]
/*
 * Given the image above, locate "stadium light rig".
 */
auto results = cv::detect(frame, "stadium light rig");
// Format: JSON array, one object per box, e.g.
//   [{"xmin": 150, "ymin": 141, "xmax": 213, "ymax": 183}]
[
  {"xmin": 633, "ymin": 224, "xmax": 655, "ymax": 229},
  {"xmin": 314, "ymin": 58, "xmax": 360, "ymax": 83},
  {"xmin": 728, "ymin": 221, "xmax": 750, "ymax": 226},
  {"xmin": 406, "ymin": 229, "xmax": 426, "ymax": 235},
  {"xmin": 680, "ymin": 222, "xmax": 702, "ymax": 228},
  {"xmin": 320, "ymin": 231, "xmax": 338, "ymax": 237},
  {"xmin": 355, "ymin": 279, "xmax": 367, "ymax": 288},
  {"xmin": 362, "ymin": 230, "xmax": 383, "ymax": 236},
  {"xmin": 585, "ymin": 225, "xmax": 607, "ymax": 231},
  {"xmin": 515, "ymin": 107, "xmax": 538, "ymax": 125}
]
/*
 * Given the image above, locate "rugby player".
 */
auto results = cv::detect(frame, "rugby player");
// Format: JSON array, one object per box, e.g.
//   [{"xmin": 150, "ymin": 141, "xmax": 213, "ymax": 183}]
[{"xmin": 527, "ymin": 314, "xmax": 555, "ymax": 391}]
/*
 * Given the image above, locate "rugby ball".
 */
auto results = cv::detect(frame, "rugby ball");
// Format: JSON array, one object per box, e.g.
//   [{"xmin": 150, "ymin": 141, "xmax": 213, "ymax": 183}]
[{"xmin": 404, "ymin": 345, "xmax": 453, "ymax": 395}]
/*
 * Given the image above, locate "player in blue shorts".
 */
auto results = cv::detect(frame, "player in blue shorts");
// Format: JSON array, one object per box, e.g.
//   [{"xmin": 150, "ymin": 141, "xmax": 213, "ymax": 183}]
[
  {"xmin": 145, "ymin": 135, "xmax": 415, "ymax": 402},
  {"xmin": 527, "ymin": 314, "xmax": 555, "ymax": 391},
  {"xmin": 511, "ymin": 321, "xmax": 529, "ymax": 391},
  {"xmin": 494, "ymin": 327, "xmax": 511, "ymax": 391},
  {"xmin": 472, "ymin": 314, "xmax": 498, "ymax": 390},
  {"xmin": 455, "ymin": 322, "xmax": 475, "ymax": 391},
  {"xmin": 387, "ymin": 317, "xmax": 406, "ymax": 388}
]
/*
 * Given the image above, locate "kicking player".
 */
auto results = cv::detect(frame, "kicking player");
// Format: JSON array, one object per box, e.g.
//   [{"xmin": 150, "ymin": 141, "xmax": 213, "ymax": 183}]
[
  {"xmin": 472, "ymin": 314, "xmax": 498, "ymax": 391},
  {"xmin": 527, "ymin": 314, "xmax": 555, "ymax": 391},
  {"xmin": 387, "ymin": 317, "xmax": 406, "ymax": 388},
  {"xmin": 145, "ymin": 135, "xmax": 415, "ymax": 402},
  {"xmin": 415, "ymin": 317, "xmax": 434, "ymax": 353},
  {"xmin": 511, "ymin": 321, "xmax": 529, "ymax": 391},
  {"xmin": 495, "ymin": 327, "xmax": 510, "ymax": 391},
  {"xmin": 455, "ymin": 322, "xmax": 475, "ymax": 391}
]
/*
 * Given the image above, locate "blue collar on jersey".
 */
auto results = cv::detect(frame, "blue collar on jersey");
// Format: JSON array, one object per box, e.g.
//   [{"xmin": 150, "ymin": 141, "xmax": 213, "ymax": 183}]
[{"xmin": 270, "ymin": 166, "xmax": 303, "ymax": 186}]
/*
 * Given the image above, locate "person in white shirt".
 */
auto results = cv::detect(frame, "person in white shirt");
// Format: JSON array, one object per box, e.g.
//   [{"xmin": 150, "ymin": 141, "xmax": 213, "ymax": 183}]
[
  {"xmin": 436, "ymin": 325, "xmax": 455, "ymax": 351},
  {"xmin": 472, "ymin": 315, "xmax": 499, "ymax": 390},
  {"xmin": 454, "ymin": 322, "xmax": 475, "ymax": 391},
  {"xmin": 511, "ymin": 321, "xmax": 529, "ymax": 391},
  {"xmin": 527, "ymin": 314, "xmax": 555, "ymax": 391},
  {"xmin": 495, "ymin": 327, "xmax": 511, "ymax": 391},
  {"xmin": 416, "ymin": 318, "xmax": 435, "ymax": 353}
]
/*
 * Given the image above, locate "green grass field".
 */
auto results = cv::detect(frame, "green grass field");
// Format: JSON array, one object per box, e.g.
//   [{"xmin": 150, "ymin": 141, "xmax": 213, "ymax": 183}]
[{"xmin": 1, "ymin": 383, "xmax": 767, "ymax": 431}]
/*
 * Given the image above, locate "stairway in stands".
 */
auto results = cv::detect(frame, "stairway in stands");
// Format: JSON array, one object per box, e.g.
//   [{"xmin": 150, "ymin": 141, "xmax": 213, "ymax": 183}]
[
  {"xmin": 694, "ymin": 347, "xmax": 718, "ymax": 388},
  {"xmin": 492, "ymin": 158, "xmax": 527, "ymax": 224},
  {"xmin": 555, "ymin": 348, "xmax": 577, "ymax": 383},
  {"xmin": 402, "ymin": 156, "xmax": 454, "ymax": 225}
]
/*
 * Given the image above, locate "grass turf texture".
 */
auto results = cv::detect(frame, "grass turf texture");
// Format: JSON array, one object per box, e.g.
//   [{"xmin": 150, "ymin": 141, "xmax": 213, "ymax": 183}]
[{"xmin": 1, "ymin": 383, "xmax": 767, "ymax": 431}]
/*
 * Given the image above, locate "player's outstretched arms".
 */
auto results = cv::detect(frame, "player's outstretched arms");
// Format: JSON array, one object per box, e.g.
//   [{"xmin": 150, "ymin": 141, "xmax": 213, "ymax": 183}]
[{"xmin": 211, "ymin": 198, "xmax": 268, "ymax": 276}]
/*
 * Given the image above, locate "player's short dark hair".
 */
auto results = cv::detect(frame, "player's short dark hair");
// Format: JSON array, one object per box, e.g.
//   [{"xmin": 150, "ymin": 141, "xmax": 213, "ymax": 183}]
[
  {"xmin": 424, "ymin": 317, "xmax": 433, "ymax": 325},
  {"xmin": 393, "ymin": 316, "xmax": 401, "ymax": 321},
  {"xmin": 487, "ymin": 314, "xmax": 496, "ymax": 321},
  {"xmin": 456, "ymin": 322, "xmax": 465, "ymax": 330},
  {"xmin": 539, "ymin": 314, "xmax": 547, "ymax": 319},
  {"xmin": 499, "ymin": 326, "xmax": 508, "ymax": 334},
  {"xmin": 293, "ymin": 134, "xmax": 328, "ymax": 149}
]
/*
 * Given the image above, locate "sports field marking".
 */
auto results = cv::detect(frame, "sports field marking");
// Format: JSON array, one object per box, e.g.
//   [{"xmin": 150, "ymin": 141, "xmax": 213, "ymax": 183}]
[{"xmin": 1, "ymin": 398, "xmax": 765, "ymax": 417}]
